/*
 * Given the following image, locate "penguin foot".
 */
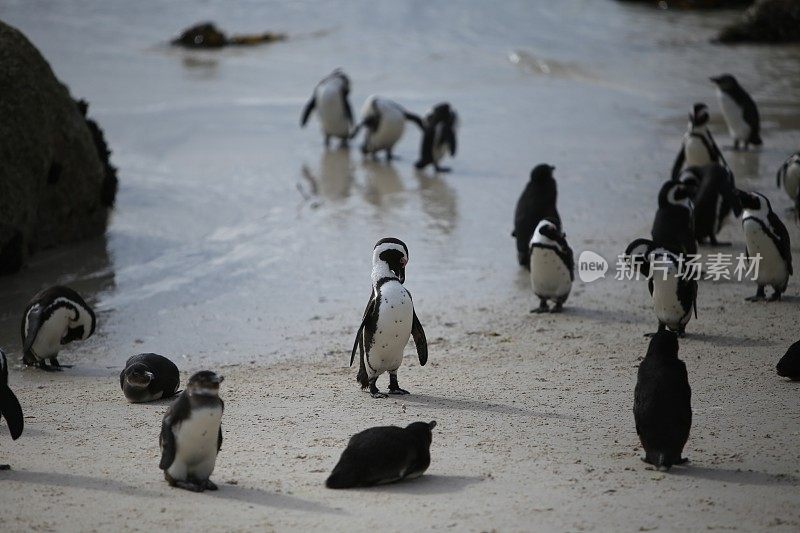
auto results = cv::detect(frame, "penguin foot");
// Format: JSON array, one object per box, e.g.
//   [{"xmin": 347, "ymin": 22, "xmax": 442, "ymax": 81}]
[
  {"xmin": 388, "ymin": 388, "xmax": 410, "ymax": 395},
  {"xmin": 51, "ymin": 359, "xmax": 72, "ymax": 369},
  {"xmin": 676, "ymin": 457, "xmax": 689, "ymax": 465},
  {"xmin": 36, "ymin": 361, "xmax": 61, "ymax": 372},
  {"xmin": 745, "ymin": 295, "xmax": 765, "ymax": 302},
  {"xmin": 0, "ymin": 464, "xmax": 10, "ymax": 470},
  {"xmin": 173, "ymin": 480, "xmax": 206, "ymax": 492},
  {"xmin": 371, "ymin": 391, "xmax": 388, "ymax": 399},
  {"xmin": 768, "ymin": 292, "xmax": 782, "ymax": 302},
  {"xmin": 550, "ymin": 303, "xmax": 564, "ymax": 314},
  {"xmin": 205, "ymin": 480, "xmax": 218, "ymax": 491},
  {"xmin": 531, "ymin": 299, "xmax": 549, "ymax": 313},
  {"xmin": 368, "ymin": 379, "xmax": 387, "ymax": 398},
  {"xmin": 434, "ymin": 166, "xmax": 451, "ymax": 173}
]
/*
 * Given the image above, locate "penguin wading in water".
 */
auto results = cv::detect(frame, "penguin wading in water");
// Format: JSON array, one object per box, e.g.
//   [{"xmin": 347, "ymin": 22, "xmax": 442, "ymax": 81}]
[
  {"xmin": 159, "ymin": 371, "xmax": 224, "ymax": 492},
  {"xmin": 300, "ymin": 69, "xmax": 354, "ymax": 149},
  {"xmin": 710, "ymin": 74, "xmax": 762, "ymax": 150},
  {"xmin": 776, "ymin": 152, "xmax": 800, "ymax": 215},
  {"xmin": 351, "ymin": 96, "xmax": 425, "ymax": 161},
  {"xmin": 625, "ymin": 239, "xmax": 698, "ymax": 337},
  {"xmin": 326, "ymin": 421, "xmax": 437, "ymax": 488},
  {"xmin": 776, "ymin": 340, "xmax": 800, "ymax": 381},
  {"xmin": 351, "ymin": 238, "xmax": 428, "ymax": 399},
  {"xmin": 735, "ymin": 190, "xmax": 792, "ymax": 301},
  {"xmin": 681, "ymin": 164, "xmax": 742, "ymax": 246},
  {"xmin": 529, "ymin": 218, "xmax": 574, "ymax": 313},
  {"xmin": 0, "ymin": 349, "xmax": 24, "ymax": 470},
  {"xmin": 652, "ymin": 180, "xmax": 697, "ymax": 257},
  {"xmin": 513, "ymin": 164, "xmax": 561, "ymax": 269},
  {"xmin": 634, "ymin": 330, "xmax": 691, "ymax": 471},
  {"xmin": 21, "ymin": 286, "xmax": 96, "ymax": 371},
  {"xmin": 671, "ymin": 103, "xmax": 728, "ymax": 181},
  {"xmin": 414, "ymin": 102, "xmax": 458, "ymax": 173},
  {"xmin": 120, "ymin": 353, "xmax": 181, "ymax": 403}
]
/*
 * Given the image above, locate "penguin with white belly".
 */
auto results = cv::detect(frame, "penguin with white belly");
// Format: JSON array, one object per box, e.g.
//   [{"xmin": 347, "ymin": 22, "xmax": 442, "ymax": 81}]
[
  {"xmin": 710, "ymin": 74, "xmax": 762, "ymax": 151},
  {"xmin": 351, "ymin": 96, "xmax": 425, "ymax": 161},
  {"xmin": 20, "ymin": 286, "xmax": 96, "ymax": 371},
  {"xmin": 300, "ymin": 69, "xmax": 354, "ymax": 149},
  {"xmin": 776, "ymin": 152, "xmax": 800, "ymax": 215},
  {"xmin": 351, "ymin": 238, "xmax": 428, "ymax": 399},
  {"xmin": 529, "ymin": 218, "xmax": 574, "ymax": 313},
  {"xmin": 652, "ymin": 180, "xmax": 697, "ymax": 257},
  {"xmin": 0, "ymin": 349, "xmax": 24, "ymax": 470},
  {"xmin": 735, "ymin": 190, "xmax": 792, "ymax": 302},
  {"xmin": 414, "ymin": 102, "xmax": 458, "ymax": 173},
  {"xmin": 671, "ymin": 103, "xmax": 728, "ymax": 181}
]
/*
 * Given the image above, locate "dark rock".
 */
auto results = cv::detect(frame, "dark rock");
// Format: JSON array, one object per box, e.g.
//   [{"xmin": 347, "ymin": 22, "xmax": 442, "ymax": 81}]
[
  {"xmin": 0, "ymin": 21, "xmax": 116, "ymax": 275},
  {"xmin": 171, "ymin": 22, "xmax": 286, "ymax": 49},
  {"xmin": 617, "ymin": 0, "xmax": 753, "ymax": 8},
  {"xmin": 716, "ymin": 0, "xmax": 800, "ymax": 43}
]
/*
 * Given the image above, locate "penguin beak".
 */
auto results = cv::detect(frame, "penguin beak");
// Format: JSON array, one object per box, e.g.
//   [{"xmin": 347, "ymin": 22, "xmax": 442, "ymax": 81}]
[
  {"xmin": 400, "ymin": 257, "xmax": 408, "ymax": 267},
  {"xmin": 214, "ymin": 375, "xmax": 224, "ymax": 384}
]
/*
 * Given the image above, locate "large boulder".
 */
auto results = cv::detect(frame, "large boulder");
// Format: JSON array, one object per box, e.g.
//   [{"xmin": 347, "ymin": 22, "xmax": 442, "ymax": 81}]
[
  {"xmin": 716, "ymin": 0, "xmax": 800, "ymax": 43},
  {"xmin": 0, "ymin": 21, "xmax": 117, "ymax": 275}
]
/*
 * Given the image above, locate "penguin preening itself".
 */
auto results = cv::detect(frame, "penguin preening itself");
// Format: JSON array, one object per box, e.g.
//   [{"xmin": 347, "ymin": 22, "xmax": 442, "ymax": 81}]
[
  {"xmin": 351, "ymin": 96, "xmax": 425, "ymax": 161},
  {"xmin": 529, "ymin": 218, "xmax": 574, "ymax": 313},
  {"xmin": 681, "ymin": 164, "xmax": 741, "ymax": 246},
  {"xmin": 710, "ymin": 74, "xmax": 762, "ymax": 150},
  {"xmin": 776, "ymin": 340, "xmax": 800, "ymax": 381},
  {"xmin": 120, "ymin": 353, "xmax": 180, "ymax": 403},
  {"xmin": 776, "ymin": 152, "xmax": 800, "ymax": 215},
  {"xmin": 300, "ymin": 69, "xmax": 354, "ymax": 149},
  {"xmin": 634, "ymin": 330, "xmax": 691, "ymax": 471},
  {"xmin": 351, "ymin": 238, "xmax": 428, "ymax": 399},
  {"xmin": 671, "ymin": 103, "xmax": 728, "ymax": 181},
  {"xmin": 326, "ymin": 421, "xmax": 437, "ymax": 489},
  {"xmin": 0, "ymin": 349, "xmax": 24, "ymax": 470},
  {"xmin": 513, "ymin": 164, "xmax": 561, "ymax": 269},
  {"xmin": 414, "ymin": 102, "xmax": 458, "ymax": 173},
  {"xmin": 652, "ymin": 180, "xmax": 697, "ymax": 257},
  {"xmin": 736, "ymin": 190, "xmax": 792, "ymax": 302},
  {"xmin": 21, "ymin": 286, "xmax": 96, "ymax": 371},
  {"xmin": 159, "ymin": 371, "xmax": 224, "ymax": 492},
  {"xmin": 625, "ymin": 239, "xmax": 698, "ymax": 337}
]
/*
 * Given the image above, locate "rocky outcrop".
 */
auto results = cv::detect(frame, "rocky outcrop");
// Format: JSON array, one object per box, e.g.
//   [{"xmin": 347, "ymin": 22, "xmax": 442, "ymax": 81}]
[
  {"xmin": 716, "ymin": 0, "xmax": 800, "ymax": 43},
  {"xmin": 171, "ymin": 22, "xmax": 286, "ymax": 49},
  {"xmin": 0, "ymin": 21, "xmax": 117, "ymax": 275}
]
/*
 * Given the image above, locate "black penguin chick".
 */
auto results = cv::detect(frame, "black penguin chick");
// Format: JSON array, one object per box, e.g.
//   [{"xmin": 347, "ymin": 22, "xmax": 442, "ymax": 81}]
[
  {"xmin": 326, "ymin": 421, "xmax": 437, "ymax": 489},
  {"xmin": 710, "ymin": 74, "xmax": 762, "ymax": 151},
  {"xmin": 414, "ymin": 102, "xmax": 458, "ymax": 173},
  {"xmin": 652, "ymin": 180, "xmax": 697, "ymax": 257},
  {"xmin": 513, "ymin": 164, "xmax": 561, "ymax": 268},
  {"xmin": 120, "ymin": 353, "xmax": 180, "ymax": 403},
  {"xmin": 777, "ymin": 340, "xmax": 800, "ymax": 381},
  {"xmin": 689, "ymin": 164, "xmax": 741, "ymax": 246},
  {"xmin": 634, "ymin": 331, "xmax": 691, "ymax": 471},
  {"xmin": 0, "ymin": 349, "xmax": 24, "ymax": 470}
]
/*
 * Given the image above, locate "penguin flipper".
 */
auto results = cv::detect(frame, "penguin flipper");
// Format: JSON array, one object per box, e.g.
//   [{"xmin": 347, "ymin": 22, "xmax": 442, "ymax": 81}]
[
  {"xmin": 0, "ymin": 386, "xmax": 24, "ymax": 440},
  {"xmin": 159, "ymin": 395, "xmax": 187, "ymax": 471},
  {"xmin": 217, "ymin": 426, "xmax": 223, "ymax": 452},
  {"xmin": 403, "ymin": 111, "xmax": 425, "ymax": 131},
  {"xmin": 341, "ymin": 91, "xmax": 354, "ymax": 127},
  {"xmin": 445, "ymin": 126, "xmax": 457, "ymax": 156},
  {"xmin": 767, "ymin": 211, "xmax": 793, "ymax": 275},
  {"xmin": 351, "ymin": 295, "xmax": 375, "ymax": 367},
  {"xmin": 22, "ymin": 305, "xmax": 43, "ymax": 356},
  {"xmin": 300, "ymin": 95, "xmax": 316, "ymax": 127},
  {"xmin": 411, "ymin": 310, "xmax": 428, "ymax": 367}
]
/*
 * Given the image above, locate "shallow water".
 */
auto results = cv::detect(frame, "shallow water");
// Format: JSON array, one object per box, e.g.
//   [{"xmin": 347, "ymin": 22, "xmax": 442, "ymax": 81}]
[{"xmin": 1, "ymin": 1, "xmax": 798, "ymax": 368}]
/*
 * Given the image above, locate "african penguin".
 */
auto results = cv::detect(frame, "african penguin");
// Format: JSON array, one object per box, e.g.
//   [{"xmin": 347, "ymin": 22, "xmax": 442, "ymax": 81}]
[
  {"xmin": 159, "ymin": 371, "xmax": 224, "ymax": 492},
  {"xmin": 652, "ymin": 180, "xmax": 697, "ymax": 256},
  {"xmin": 671, "ymin": 103, "xmax": 728, "ymax": 181},
  {"xmin": 351, "ymin": 238, "xmax": 428, "ymax": 399},
  {"xmin": 529, "ymin": 218, "xmax": 574, "ymax": 313},
  {"xmin": 21, "ymin": 286, "xmax": 96, "ymax": 371},
  {"xmin": 684, "ymin": 164, "xmax": 741, "ymax": 246},
  {"xmin": 414, "ymin": 102, "xmax": 458, "ymax": 173},
  {"xmin": 625, "ymin": 239, "xmax": 697, "ymax": 337},
  {"xmin": 710, "ymin": 74, "xmax": 762, "ymax": 150},
  {"xmin": 634, "ymin": 330, "xmax": 691, "ymax": 471},
  {"xmin": 326, "ymin": 421, "xmax": 437, "ymax": 488},
  {"xmin": 120, "ymin": 353, "xmax": 180, "ymax": 403},
  {"xmin": 513, "ymin": 164, "xmax": 561, "ymax": 269},
  {"xmin": 300, "ymin": 69, "xmax": 354, "ymax": 149},
  {"xmin": 776, "ymin": 340, "xmax": 800, "ymax": 381},
  {"xmin": 351, "ymin": 96, "xmax": 425, "ymax": 161},
  {"xmin": 736, "ymin": 190, "xmax": 792, "ymax": 301},
  {"xmin": 776, "ymin": 152, "xmax": 800, "ymax": 215},
  {"xmin": 0, "ymin": 349, "xmax": 24, "ymax": 470}
]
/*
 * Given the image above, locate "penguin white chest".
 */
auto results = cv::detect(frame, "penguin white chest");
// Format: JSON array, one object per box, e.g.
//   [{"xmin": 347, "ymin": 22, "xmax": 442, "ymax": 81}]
[
  {"xmin": 651, "ymin": 274, "xmax": 689, "ymax": 328},
  {"xmin": 432, "ymin": 124, "xmax": 449, "ymax": 164},
  {"xmin": 169, "ymin": 406, "xmax": 222, "ymax": 480},
  {"xmin": 368, "ymin": 283, "xmax": 413, "ymax": 372},
  {"xmin": 743, "ymin": 219, "xmax": 787, "ymax": 286},
  {"xmin": 367, "ymin": 106, "xmax": 405, "ymax": 152},
  {"xmin": 30, "ymin": 308, "xmax": 73, "ymax": 360},
  {"xmin": 529, "ymin": 247, "xmax": 571, "ymax": 300},
  {"xmin": 717, "ymin": 90, "xmax": 750, "ymax": 141},
  {"xmin": 783, "ymin": 164, "xmax": 800, "ymax": 199},
  {"xmin": 316, "ymin": 84, "xmax": 349, "ymax": 137},
  {"xmin": 684, "ymin": 136, "xmax": 711, "ymax": 167}
]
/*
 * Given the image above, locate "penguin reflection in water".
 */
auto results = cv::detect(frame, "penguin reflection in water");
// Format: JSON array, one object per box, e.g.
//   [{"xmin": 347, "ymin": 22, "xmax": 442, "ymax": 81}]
[
  {"xmin": 351, "ymin": 238, "xmax": 428, "ymax": 398},
  {"xmin": 159, "ymin": 371, "xmax": 224, "ymax": 492},
  {"xmin": 529, "ymin": 218, "xmax": 574, "ymax": 313},
  {"xmin": 0, "ymin": 349, "xmax": 24, "ymax": 470}
]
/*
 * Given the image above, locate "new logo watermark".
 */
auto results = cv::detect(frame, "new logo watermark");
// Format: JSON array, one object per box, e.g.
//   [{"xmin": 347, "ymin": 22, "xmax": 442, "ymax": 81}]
[
  {"xmin": 577, "ymin": 251, "xmax": 761, "ymax": 283},
  {"xmin": 578, "ymin": 251, "xmax": 608, "ymax": 283}
]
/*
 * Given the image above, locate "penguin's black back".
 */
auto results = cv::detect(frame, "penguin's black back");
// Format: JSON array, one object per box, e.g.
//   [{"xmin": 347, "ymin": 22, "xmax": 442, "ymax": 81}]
[
  {"xmin": 514, "ymin": 167, "xmax": 560, "ymax": 266},
  {"xmin": 652, "ymin": 184, "xmax": 696, "ymax": 256},
  {"xmin": 777, "ymin": 340, "xmax": 800, "ymax": 380},
  {"xmin": 692, "ymin": 164, "xmax": 738, "ymax": 241},
  {"xmin": 120, "ymin": 353, "xmax": 180, "ymax": 400}
]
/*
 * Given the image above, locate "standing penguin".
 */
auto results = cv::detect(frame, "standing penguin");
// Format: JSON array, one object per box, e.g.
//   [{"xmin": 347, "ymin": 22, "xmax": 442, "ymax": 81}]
[
  {"xmin": 120, "ymin": 353, "xmax": 181, "ymax": 403},
  {"xmin": 20, "ymin": 286, "xmax": 96, "ymax": 371},
  {"xmin": 671, "ymin": 103, "xmax": 728, "ymax": 181},
  {"xmin": 351, "ymin": 238, "xmax": 428, "ymax": 399},
  {"xmin": 652, "ymin": 180, "xmax": 697, "ymax": 256},
  {"xmin": 634, "ymin": 330, "xmax": 691, "ymax": 471},
  {"xmin": 736, "ymin": 190, "xmax": 792, "ymax": 301},
  {"xmin": 326, "ymin": 421, "xmax": 437, "ymax": 488},
  {"xmin": 414, "ymin": 102, "xmax": 458, "ymax": 173},
  {"xmin": 776, "ymin": 340, "xmax": 800, "ymax": 381},
  {"xmin": 0, "ymin": 349, "xmax": 24, "ymax": 470},
  {"xmin": 513, "ymin": 164, "xmax": 561, "ymax": 268},
  {"xmin": 776, "ymin": 152, "xmax": 800, "ymax": 215},
  {"xmin": 529, "ymin": 218, "xmax": 574, "ymax": 313},
  {"xmin": 159, "ymin": 371, "xmax": 224, "ymax": 492},
  {"xmin": 300, "ymin": 69, "xmax": 354, "ymax": 149},
  {"xmin": 710, "ymin": 74, "xmax": 762, "ymax": 150},
  {"xmin": 351, "ymin": 96, "xmax": 425, "ymax": 161},
  {"xmin": 686, "ymin": 164, "xmax": 742, "ymax": 246}
]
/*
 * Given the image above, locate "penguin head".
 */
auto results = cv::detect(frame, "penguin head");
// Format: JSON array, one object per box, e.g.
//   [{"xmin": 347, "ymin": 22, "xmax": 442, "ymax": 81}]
[
  {"xmin": 735, "ymin": 190, "xmax": 771, "ymax": 215},
  {"xmin": 428, "ymin": 103, "xmax": 455, "ymax": 125},
  {"xmin": 710, "ymin": 74, "xmax": 738, "ymax": 92},
  {"xmin": 330, "ymin": 68, "xmax": 350, "ymax": 91},
  {"xmin": 372, "ymin": 238, "xmax": 409, "ymax": 283},
  {"xmin": 646, "ymin": 330, "xmax": 679, "ymax": 360},
  {"xmin": 531, "ymin": 218, "xmax": 563, "ymax": 248},
  {"xmin": 187, "ymin": 370, "xmax": 224, "ymax": 396},
  {"xmin": 658, "ymin": 180, "xmax": 692, "ymax": 210},
  {"xmin": 406, "ymin": 420, "xmax": 437, "ymax": 444},
  {"xmin": 678, "ymin": 167, "xmax": 701, "ymax": 197},
  {"xmin": 530, "ymin": 164, "xmax": 555, "ymax": 183},
  {"xmin": 624, "ymin": 238, "xmax": 655, "ymax": 278},
  {"xmin": 125, "ymin": 363, "xmax": 155, "ymax": 388},
  {"xmin": 689, "ymin": 103, "xmax": 709, "ymax": 127}
]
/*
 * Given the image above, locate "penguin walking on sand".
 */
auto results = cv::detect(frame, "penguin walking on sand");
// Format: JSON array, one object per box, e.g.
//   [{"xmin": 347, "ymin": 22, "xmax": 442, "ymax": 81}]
[
  {"xmin": 671, "ymin": 103, "xmax": 728, "ymax": 181},
  {"xmin": 625, "ymin": 239, "xmax": 698, "ymax": 337},
  {"xmin": 21, "ymin": 286, "xmax": 96, "ymax": 371},
  {"xmin": 776, "ymin": 152, "xmax": 800, "ymax": 215},
  {"xmin": 351, "ymin": 238, "xmax": 428, "ymax": 399},
  {"xmin": 414, "ymin": 102, "xmax": 458, "ymax": 173},
  {"xmin": 529, "ymin": 218, "xmax": 574, "ymax": 313},
  {"xmin": 300, "ymin": 69, "xmax": 354, "ymax": 149},
  {"xmin": 652, "ymin": 180, "xmax": 697, "ymax": 256},
  {"xmin": 634, "ymin": 330, "xmax": 691, "ymax": 471},
  {"xmin": 683, "ymin": 164, "xmax": 741, "ymax": 246},
  {"xmin": 777, "ymin": 340, "xmax": 800, "ymax": 381},
  {"xmin": 710, "ymin": 74, "xmax": 762, "ymax": 150},
  {"xmin": 326, "ymin": 421, "xmax": 437, "ymax": 488},
  {"xmin": 735, "ymin": 190, "xmax": 792, "ymax": 301},
  {"xmin": 513, "ymin": 164, "xmax": 561, "ymax": 268},
  {"xmin": 0, "ymin": 349, "xmax": 24, "ymax": 470},
  {"xmin": 159, "ymin": 371, "xmax": 224, "ymax": 492},
  {"xmin": 351, "ymin": 96, "xmax": 425, "ymax": 161},
  {"xmin": 120, "ymin": 353, "xmax": 180, "ymax": 403}
]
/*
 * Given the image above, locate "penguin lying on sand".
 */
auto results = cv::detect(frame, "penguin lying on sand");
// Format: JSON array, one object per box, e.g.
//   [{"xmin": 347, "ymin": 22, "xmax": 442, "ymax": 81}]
[
  {"xmin": 513, "ymin": 164, "xmax": 561, "ymax": 269},
  {"xmin": 0, "ymin": 349, "xmax": 23, "ymax": 470},
  {"xmin": 529, "ymin": 218, "xmax": 574, "ymax": 313},
  {"xmin": 414, "ymin": 102, "xmax": 458, "ymax": 173},
  {"xmin": 776, "ymin": 340, "xmax": 800, "ymax": 381},
  {"xmin": 120, "ymin": 353, "xmax": 180, "ymax": 403}
]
